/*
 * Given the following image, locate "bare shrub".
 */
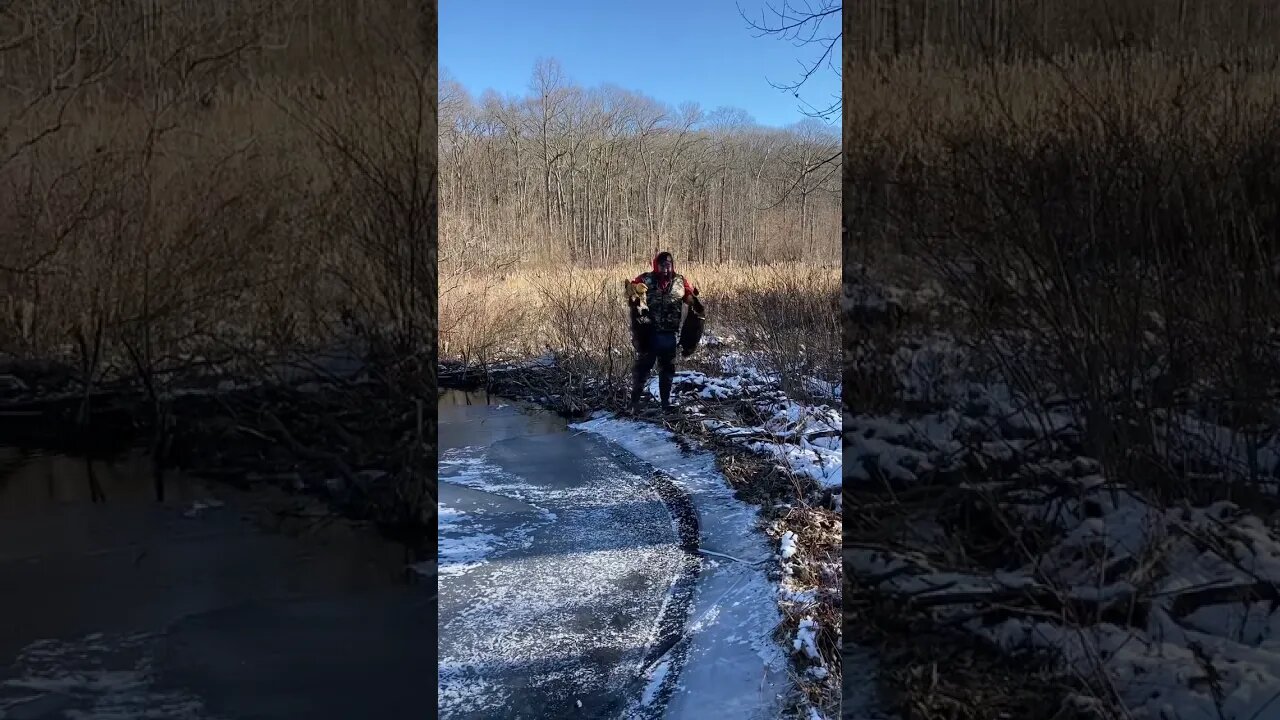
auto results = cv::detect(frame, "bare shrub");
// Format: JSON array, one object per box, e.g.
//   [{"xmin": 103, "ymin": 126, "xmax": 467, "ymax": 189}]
[
  {"xmin": 438, "ymin": 269, "xmax": 534, "ymax": 368},
  {"xmin": 717, "ymin": 263, "xmax": 841, "ymax": 399},
  {"xmin": 0, "ymin": 0, "xmax": 439, "ymax": 534},
  {"xmin": 279, "ymin": 9, "xmax": 437, "ymax": 528},
  {"xmin": 289, "ymin": 39, "xmax": 436, "ymax": 357},
  {"xmin": 846, "ymin": 48, "xmax": 1280, "ymax": 492},
  {"xmin": 844, "ymin": 18, "xmax": 1280, "ymax": 719}
]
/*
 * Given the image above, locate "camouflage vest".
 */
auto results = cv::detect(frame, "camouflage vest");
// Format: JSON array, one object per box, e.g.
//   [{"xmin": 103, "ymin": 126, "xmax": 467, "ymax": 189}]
[{"xmin": 641, "ymin": 272, "xmax": 686, "ymax": 333}]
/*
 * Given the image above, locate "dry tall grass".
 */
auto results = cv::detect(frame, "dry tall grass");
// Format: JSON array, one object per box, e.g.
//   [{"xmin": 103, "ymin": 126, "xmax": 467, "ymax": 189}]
[
  {"xmin": 440, "ymin": 261, "xmax": 840, "ymax": 398},
  {"xmin": 846, "ymin": 48, "xmax": 1280, "ymax": 485}
]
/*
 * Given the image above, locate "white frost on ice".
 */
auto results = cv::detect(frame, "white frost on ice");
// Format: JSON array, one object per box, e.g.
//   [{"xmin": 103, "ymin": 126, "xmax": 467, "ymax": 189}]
[
  {"xmin": 438, "ymin": 665, "xmax": 508, "ymax": 716},
  {"xmin": 0, "ymin": 633, "xmax": 219, "ymax": 720},
  {"xmin": 574, "ymin": 415, "xmax": 789, "ymax": 720},
  {"xmin": 437, "ymin": 429, "xmax": 689, "ymax": 718},
  {"xmin": 436, "ymin": 500, "xmax": 506, "ymax": 577}
]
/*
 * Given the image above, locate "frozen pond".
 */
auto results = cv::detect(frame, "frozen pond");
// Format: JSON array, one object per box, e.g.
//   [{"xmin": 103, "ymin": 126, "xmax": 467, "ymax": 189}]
[
  {"xmin": 438, "ymin": 390, "xmax": 787, "ymax": 719},
  {"xmin": 437, "ymin": 391, "xmax": 692, "ymax": 718},
  {"xmin": 0, "ymin": 446, "xmax": 434, "ymax": 720}
]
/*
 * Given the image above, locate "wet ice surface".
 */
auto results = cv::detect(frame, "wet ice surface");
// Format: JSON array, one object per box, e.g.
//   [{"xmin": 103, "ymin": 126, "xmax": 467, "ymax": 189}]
[
  {"xmin": 573, "ymin": 415, "xmax": 789, "ymax": 720},
  {"xmin": 1, "ymin": 631, "xmax": 211, "ymax": 720},
  {"xmin": 841, "ymin": 645, "xmax": 892, "ymax": 720},
  {"xmin": 437, "ymin": 391, "xmax": 688, "ymax": 718},
  {"xmin": 0, "ymin": 446, "xmax": 432, "ymax": 720}
]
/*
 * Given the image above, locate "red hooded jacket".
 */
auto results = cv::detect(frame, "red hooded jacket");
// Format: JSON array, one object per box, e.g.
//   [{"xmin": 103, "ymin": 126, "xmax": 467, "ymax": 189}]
[{"xmin": 633, "ymin": 252, "xmax": 696, "ymax": 299}]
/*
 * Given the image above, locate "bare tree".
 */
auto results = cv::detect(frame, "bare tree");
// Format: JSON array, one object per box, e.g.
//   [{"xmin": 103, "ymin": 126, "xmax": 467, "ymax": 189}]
[
  {"xmin": 740, "ymin": 0, "xmax": 842, "ymax": 120},
  {"xmin": 439, "ymin": 61, "xmax": 840, "ymax": 269}
]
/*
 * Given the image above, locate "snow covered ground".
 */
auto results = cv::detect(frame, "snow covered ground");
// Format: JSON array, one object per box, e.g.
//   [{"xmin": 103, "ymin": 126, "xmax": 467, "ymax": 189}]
[
  {"xmin": 844, "ymin": 321, "xmax": 1280, "ymax": 719},
  {"xmin": 608, "ymin": 342, "xmax": 850, "ymax": 720},
  {"xmin": 847, "ymin": 457, "xmax": 1280, "ymax": 719},
  {"xmin": 649, "ymin": 350, "xmax": 842, "ymax": 493}
]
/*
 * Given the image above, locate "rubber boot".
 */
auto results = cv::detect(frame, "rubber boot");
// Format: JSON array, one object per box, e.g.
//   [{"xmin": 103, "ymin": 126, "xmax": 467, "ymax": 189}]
[
  {"xmin": 659, "ymin": 371, "xmax": 674, "ymax": 412},
  {"xmin": 629, "ymin": 370, "xmax": 646, "ymax": 414}
]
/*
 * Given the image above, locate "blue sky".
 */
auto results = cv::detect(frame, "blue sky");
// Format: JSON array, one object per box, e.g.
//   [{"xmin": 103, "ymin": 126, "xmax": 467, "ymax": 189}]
[{"xmin": 439, "ymin": 0, "xmax": 841, "ymax": 128}]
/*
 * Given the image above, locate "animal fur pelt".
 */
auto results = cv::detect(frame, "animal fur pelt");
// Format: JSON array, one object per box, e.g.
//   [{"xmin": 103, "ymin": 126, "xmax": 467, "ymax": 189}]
[{"xmin": 624, "ymin": 280, "xmax": 650, "ymax": 324}]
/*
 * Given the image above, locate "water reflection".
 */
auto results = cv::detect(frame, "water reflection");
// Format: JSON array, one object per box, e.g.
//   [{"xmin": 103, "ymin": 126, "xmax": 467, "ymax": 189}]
[
  {"xmin": 0, "ymin": 445, "xmax": 417, "ymax": 662},
  {"xmin": 0, "ymin": 439, "xmax": 435, "ymax": 720},
  {"xmin": 0, "ymin": 447, "xmax": 203, "ymax": 509},
  {"xmin": 437, "ymin": 389, "xmax": 569, "ymax": 446}
]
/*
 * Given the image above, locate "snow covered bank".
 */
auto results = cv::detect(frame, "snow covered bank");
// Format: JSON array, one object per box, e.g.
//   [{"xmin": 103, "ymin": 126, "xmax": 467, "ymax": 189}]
[
  {"xmin": 845, "ymin": 327, "xmax": 1280, "ymax": 719},
  {"xmin": 847, "ymin": 464, "xmax": 1280, "ymax": 719},
  {"xmin": 586, "ymin": 341, "xmax": 846, "ymax": 719},
  {"xmin": 653, "ymin": 349, "xmax": 842, "ymax": 493}
]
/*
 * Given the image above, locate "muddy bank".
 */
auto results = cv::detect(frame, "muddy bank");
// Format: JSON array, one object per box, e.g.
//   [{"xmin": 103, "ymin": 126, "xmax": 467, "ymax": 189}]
[
  {"xmin": 439, "ymin": 359, "xmax": 621, "ymax": 419},
  {"xmin": 0, "ymin": 357, "xmax": 436, "ymax": 560}
]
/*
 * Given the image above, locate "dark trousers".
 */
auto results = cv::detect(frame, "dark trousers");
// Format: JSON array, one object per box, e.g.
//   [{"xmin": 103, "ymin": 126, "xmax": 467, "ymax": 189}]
[{"xmin": 632, "ymin": 331, "xmax": 678, "ymax": 405}]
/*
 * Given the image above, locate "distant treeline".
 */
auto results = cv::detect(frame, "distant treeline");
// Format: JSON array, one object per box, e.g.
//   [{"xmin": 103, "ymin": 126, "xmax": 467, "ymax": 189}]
[
  {"xmin": 439, "ymin": 60, "xmax": 840, "ymax": 268},
  {"xmin": 0, "ymin": 0, "xmax": 428, "ymax": 99},
  {"xmin": 845, "ymin": 0, "xmax": 1280, "ymax": 63}
]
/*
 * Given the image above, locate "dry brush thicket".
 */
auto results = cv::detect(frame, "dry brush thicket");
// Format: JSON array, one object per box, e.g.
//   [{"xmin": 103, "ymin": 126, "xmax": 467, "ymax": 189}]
[
  {"xmin": 845, "ymin": 0, "xmax": 1280, "ymax": 63},
  {"xmin": 0, "ymin": 0, "xmax": 439, "ymax": 534},
  {"xmin": 845, "ymin": 30, "xmax": 1280, "ymax": 497},
  {"xmin": 0, "ymin": 0, "xmax": 436, "ymax": 386},
  {"xmin": 844, "ymin": 8, "xmax": 1280, "ymax": 718},
  {"xmin": 440, "ymin": 263, "xmax": 840, "ymax": 402}
]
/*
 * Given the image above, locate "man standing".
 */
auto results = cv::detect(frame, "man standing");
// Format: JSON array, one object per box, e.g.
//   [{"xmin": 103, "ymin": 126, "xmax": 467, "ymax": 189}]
[{"xmin": 628, "ymin": 251, "xmax": 703, "ymax": 413}]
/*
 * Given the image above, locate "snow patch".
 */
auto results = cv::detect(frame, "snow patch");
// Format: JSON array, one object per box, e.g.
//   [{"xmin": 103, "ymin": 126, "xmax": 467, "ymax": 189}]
[
  {"xmin": 779, "ymin": 531, "xmax": 799, "ymax": 560},
  {"xmin": 793, "ymin": 618, "xmax": 820, "ymax": 660},
  {"xmin": 663, "ymin": 363, "xmax": 843, "ymax": 491}
]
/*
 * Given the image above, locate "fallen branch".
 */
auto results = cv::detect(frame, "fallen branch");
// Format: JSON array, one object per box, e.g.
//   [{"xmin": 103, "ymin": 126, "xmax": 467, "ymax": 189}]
[{"xmin": 260, "ymin": 409, "xmax": 360, "ymax": 488}]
